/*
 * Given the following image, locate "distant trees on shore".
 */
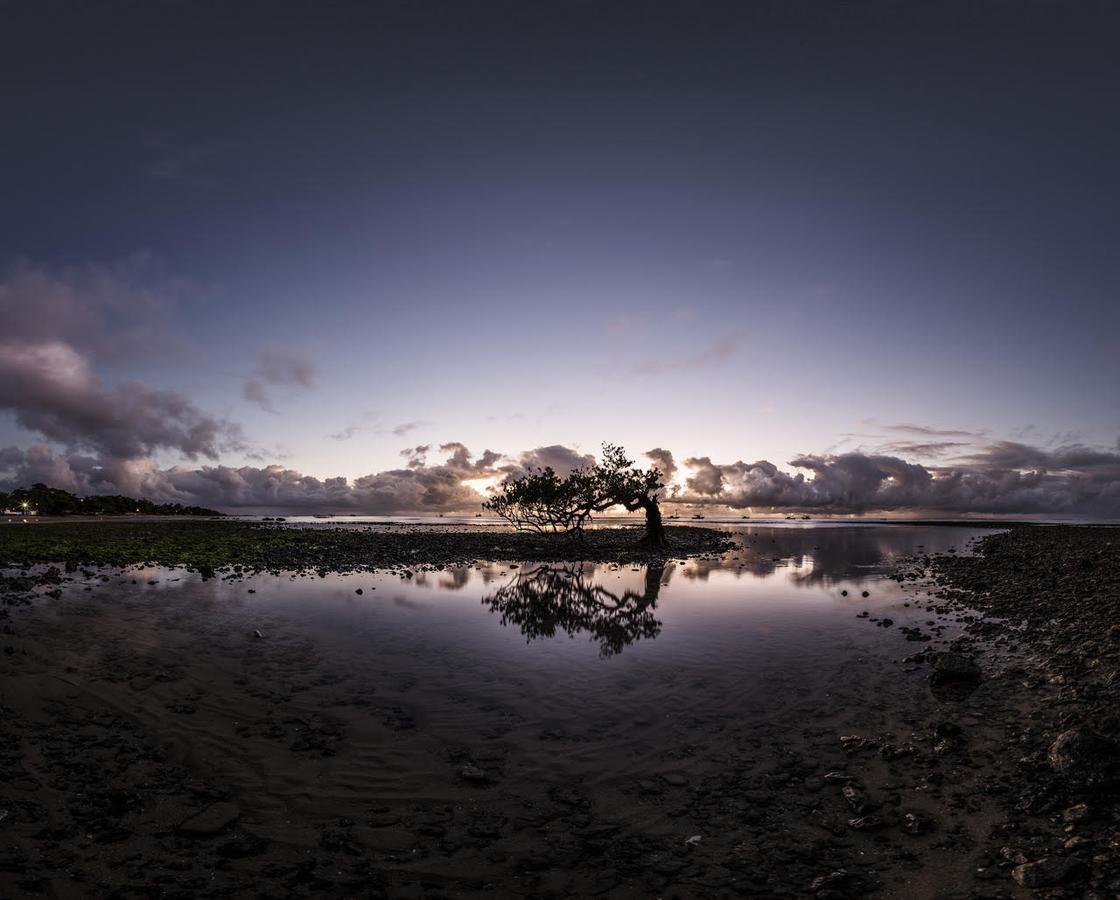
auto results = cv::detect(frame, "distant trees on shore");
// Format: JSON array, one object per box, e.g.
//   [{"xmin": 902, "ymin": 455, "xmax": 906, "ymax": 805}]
[
  {"xmin": 0, "ymin": 483, "xmax": 223, "ymax": 517},
  {"xmin": 484, "ymin": 444, "xmax": 668, "ymax": 547}
]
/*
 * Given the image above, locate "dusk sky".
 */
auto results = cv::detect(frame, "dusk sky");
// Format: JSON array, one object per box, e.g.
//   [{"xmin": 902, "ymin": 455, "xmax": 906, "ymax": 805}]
[{"xmin": 3, "ymin": 1, "xmax": 1119, "ymax": 515}]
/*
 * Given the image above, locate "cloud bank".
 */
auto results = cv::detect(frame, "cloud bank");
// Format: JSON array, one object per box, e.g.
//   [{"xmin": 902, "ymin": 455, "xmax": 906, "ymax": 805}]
[
  {"xmin": 3, "ymin": 439, "xmax": 1120, "ymax": 517},
  {"xmin": 0, "ymin": 341, "xmax": 242, "ymax": 460}
]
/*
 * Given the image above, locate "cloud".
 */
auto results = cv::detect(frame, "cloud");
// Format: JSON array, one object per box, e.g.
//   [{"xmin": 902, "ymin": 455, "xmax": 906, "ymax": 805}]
[
  {"xmin": 329, "ymin": 424, "xmax": 363, "ymax": 441},
  {"xmin": 328, "ymin": 411, "xmax": 377, "ymax": 442},
  {"xmin": 3, "ymin": 431, "xmax": 1119, "ymax": 518},
  {"xmin": 392, "ymin": 420, "xmax": 428, "ymax": 437},
  {"xmin": 0, "ymin": 442, "xmax": 508, "ymax": 514},
  {"xmin": 682, "ymin": 456, "xmax": 725, "ymax": 495},
  {"xmin": 867, "ymin": 421, "xmax": 981, "ymax": 439},
  {"xmin": 400, "ymin": 445, "xmax": 431, "ymax": 468},
  {"xmin": 956, "ymin": 441, "xmax": 1120, "ymax": 476},
  {"xmin": 243, "ymin": 345, "xmax": 317, "ymax": 412},
  {"xmin": 507, "ymin": 445, "xmax": 596, "ymax": 477},
  {"xmin": 255, "ymin": 345, "xmax": 316, "ymax": 389},
  {"xmin": 669, "ymin": 443, "xmax": 1120, "ymax": 516},
  {"xmin": 0, "ymin": 256, "xmax": 183, "ymax": 363},
  {"xmin": 634, "ymin": 337, "xmax": 737, "ymax": 376},
  {"xmin": 646, "ymin": 448, "xmax": 677, "ymax": 481},
  {"xmin": 880, "ymin": 441, "xmax": 971, "ymax": 458},
  {"xmin": 0, "ymin": 341, "xmax": 242, "ymax": 460}
]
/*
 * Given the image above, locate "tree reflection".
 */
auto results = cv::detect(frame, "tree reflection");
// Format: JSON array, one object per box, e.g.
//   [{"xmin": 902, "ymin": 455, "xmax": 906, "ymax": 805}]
[{"xmin": 482, "ymin": 563, "xmax": 664, "ymax": 656}]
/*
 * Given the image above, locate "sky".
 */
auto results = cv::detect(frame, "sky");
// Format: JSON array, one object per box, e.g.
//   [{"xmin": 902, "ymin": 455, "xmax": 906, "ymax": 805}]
[{"xmin": 2, "ymin": 0, "xmax": 1119, "ymax": 516}]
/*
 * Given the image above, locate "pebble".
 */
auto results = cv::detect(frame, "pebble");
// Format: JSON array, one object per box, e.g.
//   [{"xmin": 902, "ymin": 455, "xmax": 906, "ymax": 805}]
[{"xmin": 178, "ymin": 802, "xmax": 241, "ymax": 836}]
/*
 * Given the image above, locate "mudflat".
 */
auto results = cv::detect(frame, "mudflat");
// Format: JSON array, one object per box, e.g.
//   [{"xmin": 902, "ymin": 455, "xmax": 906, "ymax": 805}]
[{"xmin": 1, "ymin": 522, "xmax": 1118, "ymax": 898}]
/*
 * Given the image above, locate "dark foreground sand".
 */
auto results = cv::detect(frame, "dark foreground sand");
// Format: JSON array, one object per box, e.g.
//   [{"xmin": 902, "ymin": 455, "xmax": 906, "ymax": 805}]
[{"xmin": 1, "ymin": 524, "xmax": 1118, "ymax": 898}]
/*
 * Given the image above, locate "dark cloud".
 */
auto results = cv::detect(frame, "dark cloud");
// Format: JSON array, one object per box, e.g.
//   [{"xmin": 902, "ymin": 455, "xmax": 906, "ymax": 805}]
[
  {"xmin": 0, "ymin": 256, "xmax": 183, "ymax": 363},
  {"xmin": 0, "ymin": 341, "xmax": 242, "ymax": 460},
  {"xmin": 958, "ymin": 441, "xmax": 1120, "ymax": 476},
  {"xmin": 881, "ymin": 441, "xmax": 970, "ymax": 458},
  {"xmin": 242, "ymin": 345, "xmax": 317, "ymax": 412},
  {"xmin": 400, "ymin": 445, "xmax": 431, "ymax": 468},
  {"xmin": 646, "ymin": 448, "xmax": 677, "ymax": 480},
  {"xmin": 3, "ymin": 436, "xmax": 1119, "ymax": 518},
  {"xmin": 255, "ymin": 345, "xmax": 316, "ymax": 389},
  {"xmin": 508, "ymin": 445, "xmax": 596, "ymax": 477},
  {"xmin": 682, "ymin": 456, "xmax": 724, "ymax": 495},
  {"xmin": 440, "ymin": 442, "xmax": 501, "ymax": 471},
  {"xmin": 0, "ymin": 442, "xmax": 505, "ymax": 515},
  {"xmin": 671, "ymin": 445, "xmax": 1120, "ymax": 516}
]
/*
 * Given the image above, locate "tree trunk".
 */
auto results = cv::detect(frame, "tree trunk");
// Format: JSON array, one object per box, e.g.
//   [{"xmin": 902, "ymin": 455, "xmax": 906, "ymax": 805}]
[{"xmin": 638, "ymin": 497, "xmax": 667, "ymax": 548}]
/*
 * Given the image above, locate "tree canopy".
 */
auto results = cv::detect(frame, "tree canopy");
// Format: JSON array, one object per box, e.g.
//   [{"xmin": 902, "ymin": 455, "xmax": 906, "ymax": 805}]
[
  {"xmin": 483, "ymin": 444, "xmax": 668, "ymax": 546},
  {"xmin": 0, "ymin": 483, "xmax": 222, "ymax": 517}
]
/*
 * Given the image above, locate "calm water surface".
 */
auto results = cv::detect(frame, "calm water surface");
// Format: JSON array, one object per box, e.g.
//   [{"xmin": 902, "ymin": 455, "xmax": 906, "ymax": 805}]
[
  {"xmin": 16, "ymin": 523, "xmax": 1010, "ymax": 896},
  {"xmin": 99, "ymin": 524, "xmax": 996, "ymax": 745}
]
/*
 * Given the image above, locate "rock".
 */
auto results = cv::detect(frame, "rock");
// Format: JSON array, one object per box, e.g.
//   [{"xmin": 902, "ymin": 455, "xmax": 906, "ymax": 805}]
[
  {"xmin": 662, "ymin": 773, "xmax": 687, "ymax": 786},
  {"xmin": 810, "ymin": 869, "xmax": 854, "ymax": 893},
  {"xmin": 1047, "ymin": 726, "xmax": 1118, "ymax": 783},
  {"xmin": 929, "ymin": 652, "xmax": 981, "ymax": 683},
  {"xmin": 459, "ymin": 764, "xmax": 489, "ymax": 784},
  {"xmin": 900, "ymin": 811, "xmax": 931, "ymax": 835},
  {"xmin": 179, "ymin": 802, "xmax": 240, "ymax": 836},
  {"xmin": 847, "ymin": 815, "xmax": 883, "ymax": 830},
  {"xmin": 841, "ymin": 784, "xmax": 868, "ymax": 813},
  {"xmin": 1062, "ymin": 802, "xmax": 1090, "ymax": 823},
  {"xmin": 1011, "ymin": 856, "xmax": 1079, "ymax": 888}
]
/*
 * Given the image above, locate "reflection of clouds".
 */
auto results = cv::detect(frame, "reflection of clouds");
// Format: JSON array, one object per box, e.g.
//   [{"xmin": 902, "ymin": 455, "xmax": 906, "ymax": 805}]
[
  {"xmin": 678, "ymin": 525, "xmax": 983, "ymax": 588},
  {"xmin": 393, "ymin": 595, "xmax": 424, "ymax": 610},
  {"xmin": 439, "ymin": 567, "xmax": 471, "ymax": 591},
  {"xmin": 482, "ymin": 563, "xmax": 664, "ymax": 656}
]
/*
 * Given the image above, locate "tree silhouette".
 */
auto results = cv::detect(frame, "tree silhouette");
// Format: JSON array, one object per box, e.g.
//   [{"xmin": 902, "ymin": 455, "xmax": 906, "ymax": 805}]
[
  {"xmin": 484, "ymin": 444, "xmax": 668, "ymax": 547},
  {"xmin": 482, "ymin": 562, "xmax": 665, "ymax": 656}
]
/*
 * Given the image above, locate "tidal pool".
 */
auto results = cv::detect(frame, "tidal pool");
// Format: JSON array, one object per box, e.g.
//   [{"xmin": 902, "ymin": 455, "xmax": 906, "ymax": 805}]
[{"xmin": 6, "ymin": 524, "xmax": 1008, "ymax": 897}]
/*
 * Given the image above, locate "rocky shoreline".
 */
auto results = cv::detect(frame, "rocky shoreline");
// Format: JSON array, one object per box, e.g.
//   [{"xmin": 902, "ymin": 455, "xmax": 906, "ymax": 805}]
[
  {"xmin": 909, "ymin": 525, "xmax": 1120, "ymax": 896},
  {"xmin": 0, "ymin": 521, "xmax": 734, "ymax": 577}
]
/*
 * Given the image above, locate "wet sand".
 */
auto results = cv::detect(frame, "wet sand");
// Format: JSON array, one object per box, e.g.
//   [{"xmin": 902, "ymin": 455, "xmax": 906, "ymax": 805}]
[{"xmin": 1, "ymin": 524, "xmax": 1115, "ymax": 897}]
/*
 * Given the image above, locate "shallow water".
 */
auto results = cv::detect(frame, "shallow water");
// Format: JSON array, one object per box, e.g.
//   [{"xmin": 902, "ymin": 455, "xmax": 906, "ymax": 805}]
[{"xmin": 10, "ymin": 523, "xmax": 1010, "ymax": 896}]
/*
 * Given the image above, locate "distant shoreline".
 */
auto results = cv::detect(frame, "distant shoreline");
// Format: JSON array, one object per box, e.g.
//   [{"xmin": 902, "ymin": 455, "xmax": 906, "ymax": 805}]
[{"xmin": 9, "ymin": 514, "xmax": 1117, "ymax": 529}]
